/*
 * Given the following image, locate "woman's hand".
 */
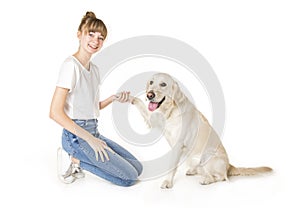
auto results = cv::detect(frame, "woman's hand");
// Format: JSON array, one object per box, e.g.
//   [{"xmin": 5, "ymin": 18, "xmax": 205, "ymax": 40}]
[
  {"xmin": 73, "ymin": 123, "xmax": 115, "ymax": 162},
  {"xmin": 114, "ymin": 91, "xmax": 130, "ymax": 103},
  {"xmin": 86, "ymin": 137, "xmax": 115, "ymax": 162}
]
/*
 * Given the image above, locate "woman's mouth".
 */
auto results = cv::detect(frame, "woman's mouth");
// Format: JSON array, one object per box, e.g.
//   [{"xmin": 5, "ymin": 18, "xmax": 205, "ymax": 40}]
[{"xmin": 88, "ymin": 44, "xmax": 98, "ymax": 50}]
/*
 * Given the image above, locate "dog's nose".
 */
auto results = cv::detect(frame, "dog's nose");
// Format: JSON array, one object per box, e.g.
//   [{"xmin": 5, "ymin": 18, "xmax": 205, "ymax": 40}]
[{"xmin": 147, "ymin": 91, "xmax": 155, "ymax": 100}]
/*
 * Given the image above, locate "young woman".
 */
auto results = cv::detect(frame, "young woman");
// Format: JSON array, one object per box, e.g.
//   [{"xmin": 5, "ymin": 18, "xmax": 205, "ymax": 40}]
[{"xmin": 50, "ymin": 11, "xmax": 142, "ymax": 186}]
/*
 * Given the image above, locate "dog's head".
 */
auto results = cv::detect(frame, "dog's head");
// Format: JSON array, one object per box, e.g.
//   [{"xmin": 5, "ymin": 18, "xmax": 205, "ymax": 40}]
[{"xmin": 146, "ymin": 73, "xmax": 185, "ymax": 112}]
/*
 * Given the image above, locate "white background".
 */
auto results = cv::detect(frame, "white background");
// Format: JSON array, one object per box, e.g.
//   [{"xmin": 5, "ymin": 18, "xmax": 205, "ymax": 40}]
[{"xmin": 0, "ymin": 0, "xmax": 299, "ymax": 213}]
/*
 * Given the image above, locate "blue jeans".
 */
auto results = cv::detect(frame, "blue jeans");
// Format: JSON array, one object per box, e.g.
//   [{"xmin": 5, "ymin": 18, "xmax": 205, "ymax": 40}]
[{"xmin": 61, "ymin": 119, "xmax": 143, "ymax": 187}]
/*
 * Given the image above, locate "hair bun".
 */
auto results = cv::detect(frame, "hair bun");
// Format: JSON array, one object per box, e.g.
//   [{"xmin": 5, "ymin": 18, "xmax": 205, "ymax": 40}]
[{"xmin": 85, "ymin": 11, "xmax": 96, "ymax": 19}]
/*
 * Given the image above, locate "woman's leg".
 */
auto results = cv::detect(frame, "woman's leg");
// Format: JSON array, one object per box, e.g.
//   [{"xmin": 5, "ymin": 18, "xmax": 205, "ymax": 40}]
[
  {"xmin": 75, "ymin": 139, "xmax": 139, "ymax": 186},
  {"xmin": 99, "ymin": 134, "xmax": 143, "ymax": 176},
  {"xmin": 79, "ymin": 161, "xmax": 137, "ymax": 187},
  {"xmin": 63, "ymin": 128, "xmax": 140, "ymax": 186}
]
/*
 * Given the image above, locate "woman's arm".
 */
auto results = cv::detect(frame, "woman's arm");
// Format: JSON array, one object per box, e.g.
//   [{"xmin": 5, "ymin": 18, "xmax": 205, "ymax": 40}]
[
  {"xmin": 49, "ymin": 87, "xmax": 78, "ymax": 132},
  {"xmin": 49, "ymin": 87, "xmax": 113, "ymax": 162},
  {"xmin": 99, "ymin": 95, "xmax": 115, "ymax": 110},
  {"xmin": 99, "ymin": 91, "xmax": 131, "ymax": 109}
]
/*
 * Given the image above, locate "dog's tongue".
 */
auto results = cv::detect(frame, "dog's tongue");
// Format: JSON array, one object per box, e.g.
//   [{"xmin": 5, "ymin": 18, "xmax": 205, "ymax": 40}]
[{"xmin": 148, "ymin": 102, "xmax": 158, "ymax": 111}]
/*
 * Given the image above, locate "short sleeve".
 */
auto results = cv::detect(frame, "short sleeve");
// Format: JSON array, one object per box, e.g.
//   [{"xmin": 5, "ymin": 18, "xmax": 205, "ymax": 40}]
[{"xmin": 56, "ymin": 59, "xmax": 77, "ymax": 92}]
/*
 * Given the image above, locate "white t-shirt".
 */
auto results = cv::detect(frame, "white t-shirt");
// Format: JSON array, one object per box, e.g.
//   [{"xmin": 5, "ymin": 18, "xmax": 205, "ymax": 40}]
[{"xmin": 56, "ymin": 56, "xmax": 101, "ymax": 119}]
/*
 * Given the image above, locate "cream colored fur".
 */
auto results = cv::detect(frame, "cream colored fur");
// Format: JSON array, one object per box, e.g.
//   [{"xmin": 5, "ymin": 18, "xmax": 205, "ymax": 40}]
[{"xmin": 132, "ymin": 73, "xmax": 272, "ymax": 189}]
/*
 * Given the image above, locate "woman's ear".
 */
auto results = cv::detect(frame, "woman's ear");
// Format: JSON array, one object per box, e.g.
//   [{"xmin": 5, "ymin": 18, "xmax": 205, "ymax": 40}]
[{"xmin": 77, "ymin": 31, "xmax": 82, "ymax": 39}]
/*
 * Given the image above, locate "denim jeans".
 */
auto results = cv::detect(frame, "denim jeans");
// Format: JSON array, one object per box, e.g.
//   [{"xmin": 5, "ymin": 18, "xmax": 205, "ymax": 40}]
[{"xmin": 61, "ymin": 119, "xmax": 143, "ymax": 187}]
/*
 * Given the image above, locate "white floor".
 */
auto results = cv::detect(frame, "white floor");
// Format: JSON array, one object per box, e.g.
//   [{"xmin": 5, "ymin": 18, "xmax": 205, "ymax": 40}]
[{"xmin": 6, "ymin": 152, "xmax": 291, "ymax": 214}]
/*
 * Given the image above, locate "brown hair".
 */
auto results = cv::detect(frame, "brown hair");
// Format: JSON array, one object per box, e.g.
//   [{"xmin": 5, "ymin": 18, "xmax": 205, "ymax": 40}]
[{"xmin": 78, "ymin": 11, "xmax": 107, "ymax": 39}]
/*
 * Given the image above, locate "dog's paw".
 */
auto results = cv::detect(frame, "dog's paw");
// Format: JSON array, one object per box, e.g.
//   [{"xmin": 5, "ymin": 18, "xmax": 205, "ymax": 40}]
[
  {"xmin": 199, "ymin": 176, "xmax": 214, "ymax": 185},
  {"xmin": 161, "ymin": 180, "xmax": 173, "ymax": 189},
  {"xmin": 186, "ymin": 168, "xmax": 197, "ymax": 176}
]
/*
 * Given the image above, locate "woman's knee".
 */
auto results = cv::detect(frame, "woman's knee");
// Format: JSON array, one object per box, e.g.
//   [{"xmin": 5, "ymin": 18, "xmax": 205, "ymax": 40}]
[
  {"xmin": 120, "ymin": 179, "xmax": 139, "ymax": 187},
  {"xmin": 116, "ymin": 165, "xmax": 140, "ymax": 187},
  {"xmin": 135, "ymin": 161, "xmax": 143, "ymax": 176}
]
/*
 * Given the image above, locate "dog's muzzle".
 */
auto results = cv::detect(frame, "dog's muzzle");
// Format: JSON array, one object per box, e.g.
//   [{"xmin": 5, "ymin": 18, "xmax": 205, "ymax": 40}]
[
  {"xmin": 147, "ymin": 91, "xmax": 155, "ymax": 100},
  {"xmin": 147, "ymin": 91, "xmax": 165, "ymax": 112}
]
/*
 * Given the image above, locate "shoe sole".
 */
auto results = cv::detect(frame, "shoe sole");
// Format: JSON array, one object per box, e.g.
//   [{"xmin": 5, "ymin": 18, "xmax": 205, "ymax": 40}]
[{"xmin": 73, "ymin": 173, "xmax": 85, "ymax": 179}]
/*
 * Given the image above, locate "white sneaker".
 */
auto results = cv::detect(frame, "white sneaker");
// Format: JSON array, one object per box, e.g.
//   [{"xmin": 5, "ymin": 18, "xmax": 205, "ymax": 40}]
[
  {"xmin": 70, "ymin": 163, "xmax": 85, "ymax": 179},
  {"xmin": 61, "ymin": 163, "xmax": 85, "ymax": 183},
  {"xmin": 57, "ymin": 148, "xmax": 85, "ymax": 184}
]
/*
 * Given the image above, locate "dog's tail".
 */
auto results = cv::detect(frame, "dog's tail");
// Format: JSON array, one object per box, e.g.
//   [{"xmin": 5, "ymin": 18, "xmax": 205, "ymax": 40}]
[{"xmin": 227, "ymin": 164, "xmax": 272, "ymax": 176}]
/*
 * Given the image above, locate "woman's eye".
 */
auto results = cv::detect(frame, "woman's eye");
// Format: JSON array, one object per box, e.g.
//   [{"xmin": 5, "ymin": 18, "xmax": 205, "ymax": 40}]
[
  {"xmin": 89, "ymin": 32, "xmax": 95, "ymax": 37},
  {"xmin": 160, "ymin": 82, "xmax": 167, "ymax": 87},
  {"xmin": 98, "ymin": 37, "xmax": 104, "ymax": 41}
]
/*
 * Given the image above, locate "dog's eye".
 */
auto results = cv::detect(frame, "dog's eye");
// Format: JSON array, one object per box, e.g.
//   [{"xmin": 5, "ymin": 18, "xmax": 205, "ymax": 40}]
[
  {"xmin": 160, "ymin": 82, "xmax": 167, "ymax": 87},
  {"xmin": 149, "ymin": 81, "xmax": 153, "ymax": 85}
]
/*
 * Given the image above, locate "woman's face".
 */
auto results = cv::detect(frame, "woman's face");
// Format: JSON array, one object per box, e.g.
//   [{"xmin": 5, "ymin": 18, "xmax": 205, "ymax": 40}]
[{"xmin": 78, "ymin": 31, "xmax": 104, "ymax": 55}]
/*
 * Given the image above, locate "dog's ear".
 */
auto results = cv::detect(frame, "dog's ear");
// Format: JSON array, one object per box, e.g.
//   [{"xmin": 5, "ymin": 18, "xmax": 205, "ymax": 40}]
[{"xmin": 172, "ymin": 81, "xmax": 185, "ymax": 104}]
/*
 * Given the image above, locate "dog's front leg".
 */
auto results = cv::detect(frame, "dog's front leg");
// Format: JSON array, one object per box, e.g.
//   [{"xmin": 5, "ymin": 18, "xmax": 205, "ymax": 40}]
[
  {"xmin": 161, "ymin": 144, "xmax": 185, "ymax": 189},
  {"xmin": 131, "ymin": 97, "xmax": 151, "ymax": 127}
]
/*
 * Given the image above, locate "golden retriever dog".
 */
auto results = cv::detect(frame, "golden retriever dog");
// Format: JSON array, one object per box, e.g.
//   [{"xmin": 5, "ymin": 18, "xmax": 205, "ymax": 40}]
[{"xmin": 131, "ymin": 73, "xmax": 272, "ymax": 189}]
